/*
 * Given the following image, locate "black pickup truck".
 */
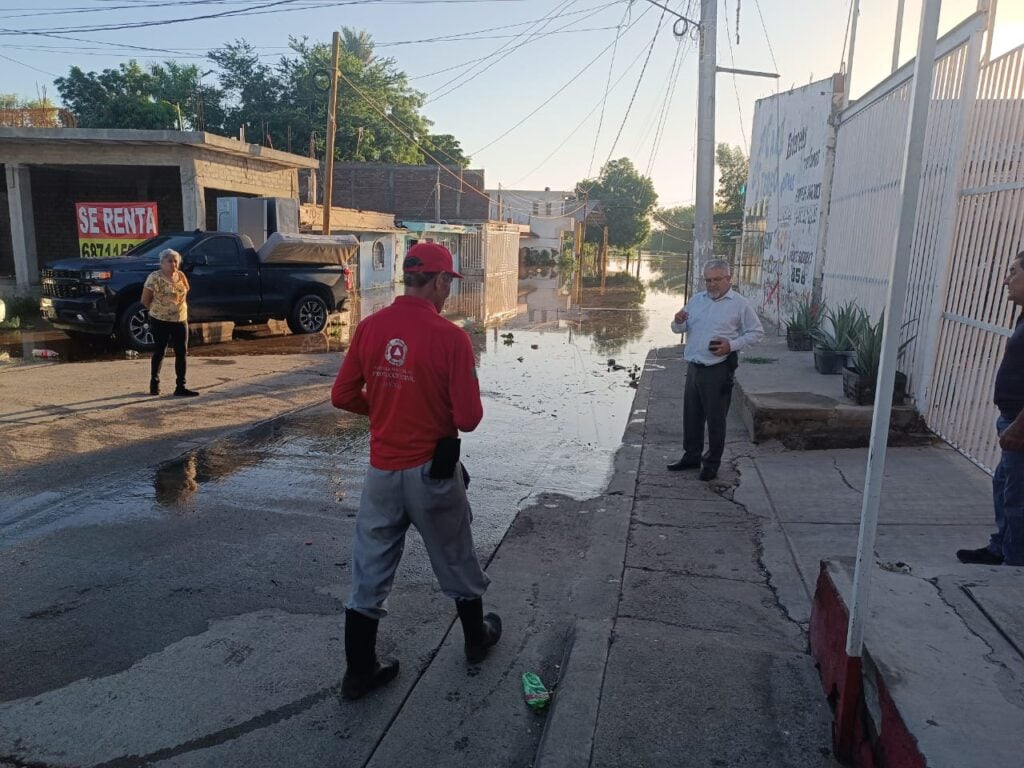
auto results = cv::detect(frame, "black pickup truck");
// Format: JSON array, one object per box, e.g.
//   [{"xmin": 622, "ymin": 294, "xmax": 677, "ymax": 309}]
[{"xmin": 40, "ymin": 231, "xmax": 354, "ymax": 350}]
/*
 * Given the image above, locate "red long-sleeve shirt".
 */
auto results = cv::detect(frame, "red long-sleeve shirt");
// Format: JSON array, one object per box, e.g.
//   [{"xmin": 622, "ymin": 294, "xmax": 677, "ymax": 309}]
[{"xmin": 331, "ymin": 295, "xmax": 483, "ymax": 470}]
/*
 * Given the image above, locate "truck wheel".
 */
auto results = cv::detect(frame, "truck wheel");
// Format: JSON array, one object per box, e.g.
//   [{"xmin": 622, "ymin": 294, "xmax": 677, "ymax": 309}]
[
  {"xmin": 287, "ymin": 294, "xmax": 329, "ymax": 334},
  {"xmin": 116, "ymin": 300, "xmax": 156, "ymax": 351}
]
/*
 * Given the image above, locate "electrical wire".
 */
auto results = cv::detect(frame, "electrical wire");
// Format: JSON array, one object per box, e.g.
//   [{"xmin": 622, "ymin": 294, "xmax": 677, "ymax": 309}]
[
  {"xmin": 722, "ymin": 0, "xmax": 748, "ymax": 155},
  {"xmin": 510, "ymin": 28, "xmax": 657, "ymax": 187},
  {"xmin": 425, "ymin": 0, "xmax": 599, "ymax": 105},
  {"xmin": 468, "ymin": 2, "xmax": 653, "ymax": 157},
  {"xmin": 750, "ymin": 0, "xmax": 777, "ymax": 73},
  {"xmin": 0, "ymin": 50, "xmax": 59, "ymax": 77},
  {"xmin": 644, "ymin": 36, "xmax": 688, "ymax": 176},
  {"xmin": 587, "ymin": 0, "xmax": 632, "ymax": 177},
  {"xmin": 336, "ymin": 68, "xmax": 589, "ymax": 219},
  {"xmin": 600, "ymin": 0, "xmax": 666, "ymax": 165}
]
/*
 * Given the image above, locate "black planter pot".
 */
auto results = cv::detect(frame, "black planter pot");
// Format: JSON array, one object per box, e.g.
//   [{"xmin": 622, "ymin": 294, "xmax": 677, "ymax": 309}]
[
  {"xmin": 786, "ymin": 328, "xmax": 814, "ymax": 351},
  {"xmin": 814, "ymin": 347, "xmax": 852, "ymax": 374},
  {"xmin": 842, "ymin": 368, "xmax": 908, "ymax": 406}
]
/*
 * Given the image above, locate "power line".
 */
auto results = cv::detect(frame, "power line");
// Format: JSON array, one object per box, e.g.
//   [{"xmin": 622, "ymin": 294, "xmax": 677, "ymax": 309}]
[
  {"xmin": 587, "ymin": 1, "xmax": 632, "ymax": 177},
  {"xmin": 510, "ymin": 29, "xmax": 657, "ymax": 186},
  {"xmin": 722, "ymin": 0, "xmax": 748, "ymax": 155},
  {"xmin": 336, "ymin": 67, "xmax": 589, "ymax": 220},
  {"xmin": 0, "ymin": 50, "xmax": 59, "ymax": 77},
  {"xmin": 0, "ymin": 0, "xmax": 532, "ymax": 33},
  {"xmin": 750, "ymin": 0, "xmax": 777, "ymax": 73},
  {"xmin": 644, "ymin": 35, "xmax": 688, "ymax": 176},
  {"xmin": 601, "ymin": 0, "xmax": 666, "ymax": 165},
  {"xmin": 469, "ymin": 2, "xmax": 653, "ymax": 157},
  {"xmin": 425, "ymin": 0, "xmax": 604, "ymax": 105}
]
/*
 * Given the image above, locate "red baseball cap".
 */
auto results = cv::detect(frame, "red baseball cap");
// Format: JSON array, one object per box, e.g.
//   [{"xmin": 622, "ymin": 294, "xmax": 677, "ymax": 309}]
[{"xmin": 403, "ymin": 241, "xmax": 464, "ymax": 279}]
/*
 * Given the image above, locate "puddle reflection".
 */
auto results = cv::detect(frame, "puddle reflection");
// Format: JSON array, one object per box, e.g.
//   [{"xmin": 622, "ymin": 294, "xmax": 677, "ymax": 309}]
[{"xmin": 152, "ymin": 425, "xmax": 287, "ymax": 510}]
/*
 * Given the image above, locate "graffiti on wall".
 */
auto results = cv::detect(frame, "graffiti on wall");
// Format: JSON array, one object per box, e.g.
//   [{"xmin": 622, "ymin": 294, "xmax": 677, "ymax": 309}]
[{"xmin": 741, "ymin": 77, "xmax": 838, "ymax": 321}]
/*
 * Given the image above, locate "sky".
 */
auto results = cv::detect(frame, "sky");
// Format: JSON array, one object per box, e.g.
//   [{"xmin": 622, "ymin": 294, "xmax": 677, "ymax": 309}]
[{"xmin": 2, "ymin": 0, "xmax": 1023, "ymax": 209}]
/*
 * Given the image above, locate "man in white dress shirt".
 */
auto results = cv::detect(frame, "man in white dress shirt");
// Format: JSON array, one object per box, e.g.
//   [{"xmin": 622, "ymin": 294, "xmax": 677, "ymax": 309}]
[{"xmin": 668, "ymin": 259, "xmax": 764, "ymax": 480}]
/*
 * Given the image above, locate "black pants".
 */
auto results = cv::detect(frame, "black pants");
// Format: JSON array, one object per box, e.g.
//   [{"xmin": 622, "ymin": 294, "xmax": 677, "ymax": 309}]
[
  {"xmin": 150, "ymin": 317, "xmax": 188, "ymax": 387},
  {"xmin": 682, "ymin": 354, "xmax": 738, "ymax": 471}
]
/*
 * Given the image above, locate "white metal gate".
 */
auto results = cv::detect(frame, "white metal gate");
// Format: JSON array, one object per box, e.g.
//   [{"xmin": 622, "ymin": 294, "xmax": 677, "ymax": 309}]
[
  {"xmin": 926, "ymin": 43, "xmax": 1024, "ymax": 471},
  {"xmin": 821, "ymin": 13, "xmax": 985, "ymax": 399}
]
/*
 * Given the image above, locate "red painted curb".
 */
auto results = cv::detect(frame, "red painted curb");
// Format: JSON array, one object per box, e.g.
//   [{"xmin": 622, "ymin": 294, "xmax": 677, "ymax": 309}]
[{"xmin": 808, "ymin": 561, "xmax": 927, "ymax": 768}]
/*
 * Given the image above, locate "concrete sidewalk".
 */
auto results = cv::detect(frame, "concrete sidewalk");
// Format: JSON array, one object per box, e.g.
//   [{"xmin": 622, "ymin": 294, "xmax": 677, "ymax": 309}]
[{"xmin": 536, "ymin": 342, "xmax": 1022, "ymax": 767}]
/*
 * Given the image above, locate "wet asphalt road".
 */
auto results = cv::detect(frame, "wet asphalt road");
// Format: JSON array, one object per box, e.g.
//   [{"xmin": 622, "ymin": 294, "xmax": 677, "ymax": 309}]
[{"xmin": 0, "ymin": 255, "xmax": 692, "ymax": 766}]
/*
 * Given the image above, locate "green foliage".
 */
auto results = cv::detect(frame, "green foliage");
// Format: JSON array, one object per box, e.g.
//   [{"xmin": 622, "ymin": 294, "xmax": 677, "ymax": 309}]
[
  {"xmin": 53, "ymin": 30, "xmax": 470, "ymax": 164},
  {"xmin": 715, "ymin": 143, "xmax": 748, "ymax": 215},
  {"xmin": 849, "ymin": 313, "xmax": 917, "ymax": 381},
  {"xmin": 645, "ymin": 205, "xmax": 693, "ymax": 254},
  {"xmin": 423, "ymin": 133, "xmax": 470, "ymax": 167},
  {"xmin": 55, "ymin": 61, "xmax": 222, "ymax": 131},
  {"xmin": 577, "ymin": 158, "xmax": 658, "ymax": 252},
  {"xmin": 785, "ymin": 297, "xmax": 824, "ymax": 334},
  {"xmin": 812, "ymin": 300, "xmax": 867, "ymax": 352},
  {"xmin": 0, "ymin": 93, "xmax": 54, "ymax": 110}
]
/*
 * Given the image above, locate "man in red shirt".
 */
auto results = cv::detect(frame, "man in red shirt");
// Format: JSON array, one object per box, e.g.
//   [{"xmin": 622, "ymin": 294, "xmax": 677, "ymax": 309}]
[{"xmin": 332, "ymin": 242, "xmax": 501, "ymax": 700}]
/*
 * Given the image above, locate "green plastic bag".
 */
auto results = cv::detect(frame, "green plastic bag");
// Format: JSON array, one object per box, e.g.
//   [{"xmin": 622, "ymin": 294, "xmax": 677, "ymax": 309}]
[{"xmin": 522, "ymin": 672, "xmax": 551, "ymax": 711}]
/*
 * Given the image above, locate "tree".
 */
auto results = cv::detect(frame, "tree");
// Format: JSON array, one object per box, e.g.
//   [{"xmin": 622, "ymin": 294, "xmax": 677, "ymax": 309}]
[
  {"xmin": 51, "ymin": 30, "xmax": 470, "ymax": 164},
  {"xmin": 423, "ymin": 133, "xmax": 470, "ymax": 167},
  {"xmin": 55, "ymin": 61, "xmax": 224, "ymax": 132},
  {"xmin": 715, "ymin": 143, "xmax": 748, "ymax": 215},
  {"xmin": 577, "ymin": 158, "xmax": 658, "ymax": 252},
  {"xmin": 645, "ymin": 204, "xmax": 694, "ymax": 254},
  {"xmin": 341, "ymin": 27, "xmax": 376, "ymax": 64}
]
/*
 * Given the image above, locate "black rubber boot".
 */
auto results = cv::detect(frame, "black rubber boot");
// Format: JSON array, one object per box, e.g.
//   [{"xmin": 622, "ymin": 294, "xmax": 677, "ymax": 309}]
[
  {"xmin": 456, "ymin": 598, "xmax": 502, "ymax": 663},
  {"xmin": 149, "ymin": 378, "xmax": 160, "ymax": 396},
  {"xmin": 341, "ymin": 609, "xmax": 399, "ymax": 701}
]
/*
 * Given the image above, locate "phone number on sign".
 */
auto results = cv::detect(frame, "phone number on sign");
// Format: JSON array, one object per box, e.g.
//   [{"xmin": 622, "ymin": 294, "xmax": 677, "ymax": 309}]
[{"xmin": 79, "ymin": 240, "xmax": 141, "ymax": 258}]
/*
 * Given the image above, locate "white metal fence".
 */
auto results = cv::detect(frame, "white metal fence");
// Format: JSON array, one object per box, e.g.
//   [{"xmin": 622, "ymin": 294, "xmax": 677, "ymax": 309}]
[
  {"xmin": 821, "ymin": 14, "xmax": 984, "ymax": 399},
  {"xmin": 814, "ymin": 8, "xmax": 1024, "ymax": 470},
  {"xmin": 926, "ymin": 43, "xmax": 1024, "ymax": 470}
]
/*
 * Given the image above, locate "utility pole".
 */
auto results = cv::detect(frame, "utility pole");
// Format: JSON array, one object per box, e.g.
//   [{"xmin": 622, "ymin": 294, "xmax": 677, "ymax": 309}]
[
  {"xmin": 435, "ymin": 167, "xmax": 441, "ymax": 223},
  {"xmin": 843, "ymin": 0, "xmax": 861, "ymax": 107},
  {"xmin": 693, "ymin": 0, "xmax": 717, "ymax": 286},
  {"xmin": 600, "ymin": 225, "xmax": 609, "ymax": 292},
  {"xmin": 321, "ymin": 30, "xmax": 341, "ymax": 235}
]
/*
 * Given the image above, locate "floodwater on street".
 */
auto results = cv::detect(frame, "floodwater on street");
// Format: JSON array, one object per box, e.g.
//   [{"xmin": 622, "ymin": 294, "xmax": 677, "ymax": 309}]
[{"xmin": 2, "ymin": 252, "xmax": 692, "ymax": 532}]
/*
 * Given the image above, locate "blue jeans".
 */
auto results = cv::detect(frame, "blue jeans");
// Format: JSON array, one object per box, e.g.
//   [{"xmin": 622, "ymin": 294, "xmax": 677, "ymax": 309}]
[{"xmin": 989, "ymin": 414, "xmax": 1024, "ymax": 565}]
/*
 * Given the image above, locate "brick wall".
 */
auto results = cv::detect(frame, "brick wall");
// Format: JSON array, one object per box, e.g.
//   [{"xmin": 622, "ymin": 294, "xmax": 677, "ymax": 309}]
[
  {"xmin": 29, "ymin": 165, "xmax": 183, "ymax": 262},
  {"xmin": 0, "ymin": 164, "xmax": 13, "ymax": 277},
  {"xmin": 193, "ymin": 154, "xmax": 296, "ymax": 198},
  {"xmin": 317, "ymin": 163, "xmax": 489, "ymax": 222}
]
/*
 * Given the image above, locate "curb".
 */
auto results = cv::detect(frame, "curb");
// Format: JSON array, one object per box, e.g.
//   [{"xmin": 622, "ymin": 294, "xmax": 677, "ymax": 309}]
[{"xmin": 532, "ymin": 348, "xmax": 656, "ymax": 768}]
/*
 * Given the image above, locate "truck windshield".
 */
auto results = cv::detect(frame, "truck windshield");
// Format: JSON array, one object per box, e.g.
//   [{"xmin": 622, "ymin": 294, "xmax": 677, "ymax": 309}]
[{"xmin": 122, "ymin": 235, "xmax": 197, "ymax": 260}]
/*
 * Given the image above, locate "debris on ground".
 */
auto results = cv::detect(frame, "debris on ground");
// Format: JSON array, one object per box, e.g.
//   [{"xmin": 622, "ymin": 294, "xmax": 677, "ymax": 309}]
[{"xmin": 522, "ymin": 672, "xmax": 551, "ymax": 711}]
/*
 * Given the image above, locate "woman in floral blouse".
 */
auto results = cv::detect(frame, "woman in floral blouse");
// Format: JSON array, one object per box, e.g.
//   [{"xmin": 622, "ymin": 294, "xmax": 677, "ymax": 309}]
[{"xmin": 142, "ymin": 249, "xmax": 198, "ymax": 397}]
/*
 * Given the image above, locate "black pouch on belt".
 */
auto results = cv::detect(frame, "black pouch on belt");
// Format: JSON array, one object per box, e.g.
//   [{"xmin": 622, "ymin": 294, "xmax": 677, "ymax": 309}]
[{"xmin": 429, "ymin": 436, "xmax": 461, "ymax": 479}]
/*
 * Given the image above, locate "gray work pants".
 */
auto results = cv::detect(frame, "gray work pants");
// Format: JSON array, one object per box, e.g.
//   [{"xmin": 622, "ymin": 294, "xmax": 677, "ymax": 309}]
[
  {"xmin": 682, "ymin": 356, "xmax": 737, "ymax": 471},
  {"xmin": 347, "ymin": 460, "xmax": 490, "ymax": 619}
]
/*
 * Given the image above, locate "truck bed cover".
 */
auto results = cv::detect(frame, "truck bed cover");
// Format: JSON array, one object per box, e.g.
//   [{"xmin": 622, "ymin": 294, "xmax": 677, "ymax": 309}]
[{"xmin": 257, "ymin": 232, "xmax": 359, "ymax": 265}]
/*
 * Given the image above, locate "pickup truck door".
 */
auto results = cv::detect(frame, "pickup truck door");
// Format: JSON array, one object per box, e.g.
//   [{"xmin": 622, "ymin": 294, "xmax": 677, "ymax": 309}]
[{"xmin": 184, "ymin": 236, "xmax": 261, "ymax": 321}]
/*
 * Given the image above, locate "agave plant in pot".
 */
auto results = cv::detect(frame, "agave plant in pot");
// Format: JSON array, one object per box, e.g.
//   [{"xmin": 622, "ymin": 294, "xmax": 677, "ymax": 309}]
[
  {"xmin": 785, "ymin": 297, "xmax": 823, "ymax": 351},
  {"xmin": 842, "ymin": 313, "xmax": 914, "ymax": 406},
  {"xmin": 812, "ymin": 301, "xmax": 866, "ymax": 374}
]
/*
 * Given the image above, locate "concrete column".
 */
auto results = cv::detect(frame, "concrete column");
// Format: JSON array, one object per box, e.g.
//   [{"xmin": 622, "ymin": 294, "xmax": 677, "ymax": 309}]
[
  {"xmin": 179, "ymin": 160, "xmax": 205, "ymax": 230},
  {"xmin": 5, "ymin": 164, "xmax": 38, "ymax": 289}
]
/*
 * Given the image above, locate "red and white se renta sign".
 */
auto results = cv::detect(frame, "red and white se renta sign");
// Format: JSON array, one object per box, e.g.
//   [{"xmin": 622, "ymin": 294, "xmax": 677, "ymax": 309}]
[{"xmin": 75, "ymin": 202, "xmax": 159, "ymax": 258}]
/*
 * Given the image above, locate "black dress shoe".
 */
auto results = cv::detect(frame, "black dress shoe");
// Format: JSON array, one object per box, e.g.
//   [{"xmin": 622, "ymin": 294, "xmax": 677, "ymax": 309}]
[
  {"xmin": 956, "ymin": 546, "xmax": 1003, "ymax": 565},
  {"xmin": 173, "ymin": 386, "xmax": 199, "ymax": 397},
  {"xmin": 698, "ymin": 467, "xmax": 718, "ymax": 481},
  {"xmin": 667, "ymin": 458, "xmax": 701, "ymax": 471}
]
